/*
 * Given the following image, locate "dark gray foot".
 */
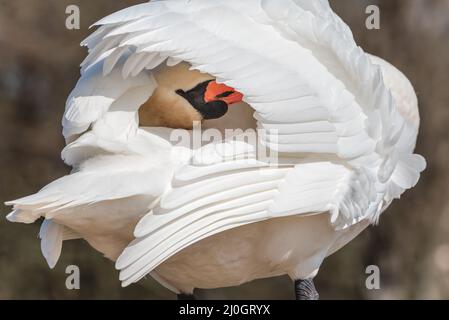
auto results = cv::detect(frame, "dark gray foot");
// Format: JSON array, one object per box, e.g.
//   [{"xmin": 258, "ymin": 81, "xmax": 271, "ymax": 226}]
[
  {"xmin": 177, "ymin": 293, "xmax": 196, "ymax": 300},
  {"xmin": 295, "ymin": 279, "xmax": 319, "ymax": 300}
]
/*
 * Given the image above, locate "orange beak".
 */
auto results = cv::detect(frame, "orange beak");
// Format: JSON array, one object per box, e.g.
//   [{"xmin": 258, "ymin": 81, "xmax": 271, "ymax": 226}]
[{"xmin": 204, "ymin": 81, "xmax": 244, "ymax": 105}]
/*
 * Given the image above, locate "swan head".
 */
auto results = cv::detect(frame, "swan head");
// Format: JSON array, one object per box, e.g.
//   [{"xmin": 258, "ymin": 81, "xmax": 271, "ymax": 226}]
[
  {"xmin": 138, "ymin": 63, "xmax": 243, "ymax": 129},
  {"xmin": 369, "ymin": 55, "xmax": 420, "ymax": 130},
  {"xmin": 176, "ymin": 80, "xmax": 243, "ymax": 120}
]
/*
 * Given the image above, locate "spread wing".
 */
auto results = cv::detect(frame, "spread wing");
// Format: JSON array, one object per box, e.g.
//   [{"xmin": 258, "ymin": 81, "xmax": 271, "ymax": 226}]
[
  {"xmin": 116, "ymin": 139, "xmax": 381, "ymax": 286},
  {"xmin": 81, "ymin": 0, "xmax": 425, "ymax": 200},
  {"xmin": 6, "ymin": 129, "xmax": 176, "ymax": 266},
  {"xmin": 53, "ymin": 0, "xmax": 425, "ymax": 284}
]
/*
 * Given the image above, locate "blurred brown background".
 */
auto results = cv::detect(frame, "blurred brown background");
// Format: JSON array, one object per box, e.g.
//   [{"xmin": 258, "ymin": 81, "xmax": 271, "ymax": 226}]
[{"xmin": 0, "ymin": 0, "xmax": 448, "ymax": 300}]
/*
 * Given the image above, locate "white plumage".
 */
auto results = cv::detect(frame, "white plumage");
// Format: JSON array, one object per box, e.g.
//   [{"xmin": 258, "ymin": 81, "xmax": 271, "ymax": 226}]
[{"xmin": 6, "ymin": 0, "xmax": 425, "ymax": 295}]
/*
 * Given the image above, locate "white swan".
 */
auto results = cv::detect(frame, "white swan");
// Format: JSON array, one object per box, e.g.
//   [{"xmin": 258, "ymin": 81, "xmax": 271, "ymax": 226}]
[{"xmin": 6, "ymin": 0, "xmax": 425, "ymax": 299}]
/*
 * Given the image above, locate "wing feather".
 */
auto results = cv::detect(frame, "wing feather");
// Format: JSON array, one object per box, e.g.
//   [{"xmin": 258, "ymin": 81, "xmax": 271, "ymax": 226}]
[
  {"xmin": 63, "ymin": 56, "xmax": 156, "ymax": 143},
  {"xmin": 46, "ymin": 0, "xmax": 426, "ymax": 286},
  {"xmin": 116, "ymin": 138, "xmax": 380, "ymax": 285}
]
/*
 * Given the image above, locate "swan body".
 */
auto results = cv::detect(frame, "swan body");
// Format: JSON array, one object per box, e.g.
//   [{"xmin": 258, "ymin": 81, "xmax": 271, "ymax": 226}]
[
  {"xmin": 153, "ymin": 214, "xmax": 370, "ymax": 293},
  {"xmin": 6, "ymin": 0, "xmax": 425, "ymax": 296}
]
